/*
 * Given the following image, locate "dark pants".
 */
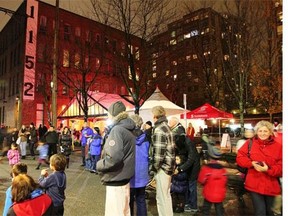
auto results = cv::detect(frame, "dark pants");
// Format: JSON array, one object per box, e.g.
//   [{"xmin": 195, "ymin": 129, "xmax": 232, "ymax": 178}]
[
  {"xmin": 81, "ymin": 146, "xmax": 86, "ymax": 165},
  {"xmin": 29, "ymin": 141, "xmax": 36, "ymax": 156},
  {"xmin": 202, "ymin": 199, "xmax": 224, "ymax": 216},
  {"xmin": 48, "ymin": 143, "xmax": 57, "ymax": 158},
  {"xmin": 130, "ymin": 187, "xmax": 147, "ymax": 216},
  {"xmin": 53, "ymin": 205, "xmax": 64, "ymax": 216},
  {"xmin": 250, "ymin": 191, "xmax": 275, "ymax": 216},
  {"xmin": 185, "ymin": 179, "xmax": 198, "ymax": 209},
  {"xmin": 90, "ymin": 155, "xmax": 100, "ymax": 171}
]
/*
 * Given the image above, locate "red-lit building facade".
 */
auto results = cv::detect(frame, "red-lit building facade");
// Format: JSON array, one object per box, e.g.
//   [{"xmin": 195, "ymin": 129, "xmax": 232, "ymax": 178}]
[{"xmin": 0, "ymin": 0, "xmax": 142, "ymax": 128}]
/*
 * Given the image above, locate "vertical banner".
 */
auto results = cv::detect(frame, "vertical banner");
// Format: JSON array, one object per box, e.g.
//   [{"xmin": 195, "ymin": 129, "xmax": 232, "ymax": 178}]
[{"xmin": 23, "ymin": 0, "xmax": 39, "ymax": 100}]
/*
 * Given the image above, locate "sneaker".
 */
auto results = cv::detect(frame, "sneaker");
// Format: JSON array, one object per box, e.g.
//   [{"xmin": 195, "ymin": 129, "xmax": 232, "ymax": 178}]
[{"xmin": 184, "ymin": 205, "xmax": 198, "ymax": 213}]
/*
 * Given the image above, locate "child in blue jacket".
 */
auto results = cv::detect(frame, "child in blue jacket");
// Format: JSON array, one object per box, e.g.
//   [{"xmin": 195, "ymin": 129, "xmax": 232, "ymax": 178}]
[{"xmin": 89, "ymin": 127, "xmax": 102, "ymax": 173}]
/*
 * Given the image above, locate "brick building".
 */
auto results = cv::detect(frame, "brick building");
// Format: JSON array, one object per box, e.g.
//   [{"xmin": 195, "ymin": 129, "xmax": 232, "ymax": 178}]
[{"xmin": 0, "ymin": 0, "xmax": 142, "ymax": 128}]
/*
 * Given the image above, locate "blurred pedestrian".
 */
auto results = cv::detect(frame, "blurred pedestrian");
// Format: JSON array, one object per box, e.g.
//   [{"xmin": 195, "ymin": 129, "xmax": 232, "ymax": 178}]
[
  {"xmin": 186, "ymin": 122, "xmax": 195, "ymax": 141},
  {"xmin": 44, "ymin": 126, "xmax": 58, "ymax": 159},
  {"xmin": 28, "ymin": 122, "xmax": 38, "ymax": 160},
  {"xmin": 59, "ymin": 127, "xmax": 72, "ymax": 168},
  {"xmin": 96, "ymin": 101, "xmax": 135, "ymax": 216},
  {"xmin": 89, "ymin": 127, "xmax": 102, "ymax": 173},
  {"xmin": 150, "ymin": 106, "xmax": 175, "ymax": 216},
  {"xmin": 198, "ymin": 144, "xmax": 227, "ymax": 216},
  {"xmin": 7, "ymin": 143, "xmax": 20, "ymax": 168},
  {"xmin": 236, "ymin": 120, "xmax": 282, "ymax": 216},
  {"xmin": 80, "ymin": 122, "xmax": 93, "ymax": 167},
  {"xmin": 129, "ymin": 114, "xmax": 150, "ymax": 216},
  {"xmin": 35, "ymin": 138, "xmax": 50, "ymax": 170},
  {"xmin": 18, "ymin": 124, "xmax": 29, "ymax": 159},
  {"xmin": 171, "ymin": 155, "xmax": 188, "ymax": 213},
  {"xmin": 39, "ymin": 153, "xmax": 67, "ymax": 215}
]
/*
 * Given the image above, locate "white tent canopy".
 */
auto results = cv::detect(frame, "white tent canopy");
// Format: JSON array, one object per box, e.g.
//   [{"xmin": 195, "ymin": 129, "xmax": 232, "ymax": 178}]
[{"xmin": 127, "ymin": 87, "xmax": 186, "ymax": 123}]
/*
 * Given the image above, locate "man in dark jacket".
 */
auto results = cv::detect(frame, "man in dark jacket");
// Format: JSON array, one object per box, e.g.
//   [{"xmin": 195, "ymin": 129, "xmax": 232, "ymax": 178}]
[
  {"xmin": 44, "ymin": 126, "xmax": 58, "ymax": 159},
  {"xmin": 168, "ymin": 117, "xmax": 200, "ymax": 213},
  {"xmin": 28, "ymin": 122, "xmax": 38, "ymax": 159},
  {"xmin": 96, "ymin": 101, "xmax": 135, "ymax": 216}
]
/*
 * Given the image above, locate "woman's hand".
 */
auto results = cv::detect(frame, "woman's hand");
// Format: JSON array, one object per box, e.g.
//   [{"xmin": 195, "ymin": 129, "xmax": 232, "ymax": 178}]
[{"xmin": 252, "ymin": 161, "xmax": 269, "ymax": 172}]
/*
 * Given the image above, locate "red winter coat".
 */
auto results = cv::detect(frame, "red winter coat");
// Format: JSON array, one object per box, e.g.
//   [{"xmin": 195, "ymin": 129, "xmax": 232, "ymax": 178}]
[
  {"xmin": 7, "ymin": 194, "xmax": 53, "ymax": 216},
  {"xmin": 198, "ymin": 162, "xmax": 227, "ymax": 202},
  {"xmin": 236, "ymin": 137, "xmax": 282, "ymax": 196}
]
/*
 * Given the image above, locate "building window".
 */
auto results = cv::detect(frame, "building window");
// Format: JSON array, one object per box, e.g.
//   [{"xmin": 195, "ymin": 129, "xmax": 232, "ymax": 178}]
[
  {"xmin": 173, "ymin": 74, "xmax": 177, "ymax": 80},
  {"xmin": 39, "ymin": 16, "xmax": 47, "ymax": 33},
  {"xmin": 95, "ymin": 34, "xmax": 100, "ymax": 43},
  {"xmin": 191, "ymin": 30, "xmax": 199, "ymax": 36},
  {"xmin": 152, "ymin": 73, "xmax": 157, "ymax": 78},
  {"xmin": 224, "ymin": 55, "xmax": 230, "ymax": 61},
  {"xmin": 63, "ymin": 50, "xmax": 70, "ymax": 67},
  {"xmin": 75, "ymin": 27, "xmax": 81, "ymax": 37},
  {"xmin": 37, "ymin": 44, "xmax": 45, "ymax": 62},
  {"xmin": 95, "ymin": 58, "xmax": 100, "ymax": 69},
  {"xmin": 186, "ymin": 55, "xmax": 191, "ymax": 61},
  {"xmin": 85, "ymin": 30, "xmax": 91, "ymax": 42},
  {"xmin": 166, "ymin": 70, "xmax": 170, "ymax": 76},
  {"xmin": 170, "ymin": 39, "xmax": 177, "ymax": 45},
  {"xmin": 74, "ymin": 53, "xmax": 80, "ymax": 68},
  {"xmin": 187, "ymin": 71, "xmax": 192, "ymax": 77},
  {"xmin": 192, "ymin": 54, "xmax": 198, "ymax": 59},
  {"xmin": 152, "ymin": 65, "xmax": 157, "ymax": 71},
  {"xmin": 171, "ymin": 31, "xmax": 176, "ymax": 38},
  {"xmin": 64, "ymin": 24, "xmax": 71, "ymax": 41},
  {"xmin": 184, "ymin": 33, "xmax": 191, "ymax": 39},
  {"xmin": 172, "ymin": 60, "xmax": 177, "ymax": 66}
]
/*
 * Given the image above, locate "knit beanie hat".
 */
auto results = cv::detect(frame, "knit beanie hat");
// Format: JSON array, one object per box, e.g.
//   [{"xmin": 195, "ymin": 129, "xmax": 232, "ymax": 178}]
[
  {"xmin": 108, "ymin": 101, "xmax": 126, "ymax": 117},
  {"xmin": 207, "ymin": 144, "xmax": 222, "ymax": 159}
]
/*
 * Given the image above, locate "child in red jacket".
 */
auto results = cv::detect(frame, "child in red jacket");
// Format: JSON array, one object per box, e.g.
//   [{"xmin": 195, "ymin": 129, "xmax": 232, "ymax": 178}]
[{"xmin": 198, "ymin": 144, "xmax": 227, "ymax": 216}]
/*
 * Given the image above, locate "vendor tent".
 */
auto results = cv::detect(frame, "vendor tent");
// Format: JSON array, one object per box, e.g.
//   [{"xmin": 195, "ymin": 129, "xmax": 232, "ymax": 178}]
[
  {"xmin": 180, "ymin": 103, "xmax": 233, "ymax": 139},
  {"xmin": 127, "ymin": 87, "xmax": 186, "ymax": 123},
  {"xmin": 180, "ymin": 103, "xmax": 233, "ymax": 119}
]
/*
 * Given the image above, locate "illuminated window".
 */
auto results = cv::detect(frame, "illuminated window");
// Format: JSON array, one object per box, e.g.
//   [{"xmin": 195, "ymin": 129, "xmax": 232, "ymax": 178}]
[
  {"xmin": 152, "ymin": 65, "xmax": 157, "ymax": 71},
  {"xmin": 172, "ymin": 60, "xmax": 177, "ymax": 66},
  {"xmin": 95, "ymin": 58, "xmax": 100, "ymax": 69},
  {"xmin": 63, "ymin": 50, "xmax": 70, "ymax": 67},
  {"xmin": 171, "ymin": 31, "xmax": 176, "ymax": 38},
  {"xmin": 170, "ymin": 39, "xmax": 177, "ymax": 45},
  {"xmin": 173, "ymin": 74, "xmax": 177, "ymax": 80},
  {"xmin": 224, "ymin": 55, "xmax": 229, "ymax": 61},
  {"xmin": 191, "ymin": 30, "xmax": 199, "ymax": 36},
  {"xmin": 186, "ymin": 55, "xmax": 191, "ymax": 61},
  {"xmin": 166, "ymin": 70, "xmax": 170, "ymax": 76},
  {"xmin": 74, "ymin": 53, "xmax": 80, "ymax": 68},
  {"xmin": 184, "ymin": 33, "xmax": 191, "ymax": 39},
  {"xmin": 187, "ymin": 71, "xmax": 192, "ymax": 77},
  {"xmin": 192, "ymin": 54, "xmax": 198, "ymax": 59},
  {"xmin": 152, "ymin": 73, "xmax": 157, "ymax": 78}
]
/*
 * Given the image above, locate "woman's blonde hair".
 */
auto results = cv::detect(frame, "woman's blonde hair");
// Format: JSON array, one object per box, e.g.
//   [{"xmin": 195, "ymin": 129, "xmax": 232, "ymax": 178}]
[
  {"xmin": 254, "ymin": 120, "xmax": 274, "ymax": 135},
  {"xmin": 11, "ymin": 174, "xmax": 39, "ymax": 202}
]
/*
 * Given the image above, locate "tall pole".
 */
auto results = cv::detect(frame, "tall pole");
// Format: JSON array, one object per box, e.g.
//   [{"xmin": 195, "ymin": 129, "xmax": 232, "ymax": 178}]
[{"xmin": 52, "ymin": 0, "xmax": 59, "ymax": 127}]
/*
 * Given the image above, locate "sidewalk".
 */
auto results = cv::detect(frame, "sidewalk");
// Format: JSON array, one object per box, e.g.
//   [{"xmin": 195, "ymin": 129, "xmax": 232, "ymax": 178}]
[{"xmin": 0, "ymin": 147, "xmax": 254, "ymax": 216}]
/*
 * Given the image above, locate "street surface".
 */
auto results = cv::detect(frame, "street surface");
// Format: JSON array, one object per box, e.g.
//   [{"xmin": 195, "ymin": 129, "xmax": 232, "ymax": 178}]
[{"xmin": 0, "ymin": 148, "xmax": 254, "ymax": 216}]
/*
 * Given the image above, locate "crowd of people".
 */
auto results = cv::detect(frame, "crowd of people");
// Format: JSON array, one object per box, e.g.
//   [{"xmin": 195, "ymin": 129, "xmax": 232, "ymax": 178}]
[{"xmin": 0, "ymin": 103, "xmax": 282, "ymax": 216}]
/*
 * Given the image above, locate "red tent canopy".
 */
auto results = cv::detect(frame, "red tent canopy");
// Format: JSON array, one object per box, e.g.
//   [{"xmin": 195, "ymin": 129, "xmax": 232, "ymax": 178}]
[{"xmin": 180, "ymin": 103, "xmax": 233, "ymax": 119}]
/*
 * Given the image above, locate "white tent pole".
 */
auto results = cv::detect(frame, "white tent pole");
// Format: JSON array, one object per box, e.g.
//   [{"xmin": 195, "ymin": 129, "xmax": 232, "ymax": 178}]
[{"xmin": 183, "ymin": 94, "xmax": 187, "ymax": 129}]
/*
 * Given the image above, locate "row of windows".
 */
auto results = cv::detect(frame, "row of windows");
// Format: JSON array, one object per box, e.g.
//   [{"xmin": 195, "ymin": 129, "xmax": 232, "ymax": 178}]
[
  {"xmin": 39, "ymin": 16, "xmax": 140, "ymax": 57},
  {"xmin": 0, "ymin": 45, "xmax": 22, "ymax": 76}
]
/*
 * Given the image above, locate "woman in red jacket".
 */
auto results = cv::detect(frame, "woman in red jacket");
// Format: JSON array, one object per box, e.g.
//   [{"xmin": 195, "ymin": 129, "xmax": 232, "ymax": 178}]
[{"xmin": 236, "ymin": 120, "xmax": 282, "ymax": 216}]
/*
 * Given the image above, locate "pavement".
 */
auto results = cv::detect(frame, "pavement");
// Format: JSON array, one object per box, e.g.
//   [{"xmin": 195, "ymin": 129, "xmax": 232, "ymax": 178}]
[{"xmin": 0, "ymin": 147, "xmax": 254, "ymax": 216}]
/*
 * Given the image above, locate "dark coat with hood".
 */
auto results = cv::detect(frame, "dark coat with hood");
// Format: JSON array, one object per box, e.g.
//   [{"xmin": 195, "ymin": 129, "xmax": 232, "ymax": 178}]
[{"xmin": 96, "ymin": 112, "xmax": 136, "ymax": 186}]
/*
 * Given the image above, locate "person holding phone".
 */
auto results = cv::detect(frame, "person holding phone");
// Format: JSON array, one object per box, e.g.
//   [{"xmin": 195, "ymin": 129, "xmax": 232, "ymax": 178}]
[{"xmin": 236, "ymin": 120, "xmax": 282, "ymax": 216}]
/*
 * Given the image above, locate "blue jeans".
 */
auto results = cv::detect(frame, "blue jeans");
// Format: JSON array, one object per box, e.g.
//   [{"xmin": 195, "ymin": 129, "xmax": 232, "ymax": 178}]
[
  {"xmin": 130, "ymin": 187, "xmax": 147, "ymax": 216},
  {"xmin": 250, "ymin": 191, "xmax": 275, "ymax": 216},
  {"xmin": 185, "ymin": 180, "xmax": 198, "ymax": 209},
  {"xmin": 90, "ymin": 155, "xmax": 100, "ymax": 171}
]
